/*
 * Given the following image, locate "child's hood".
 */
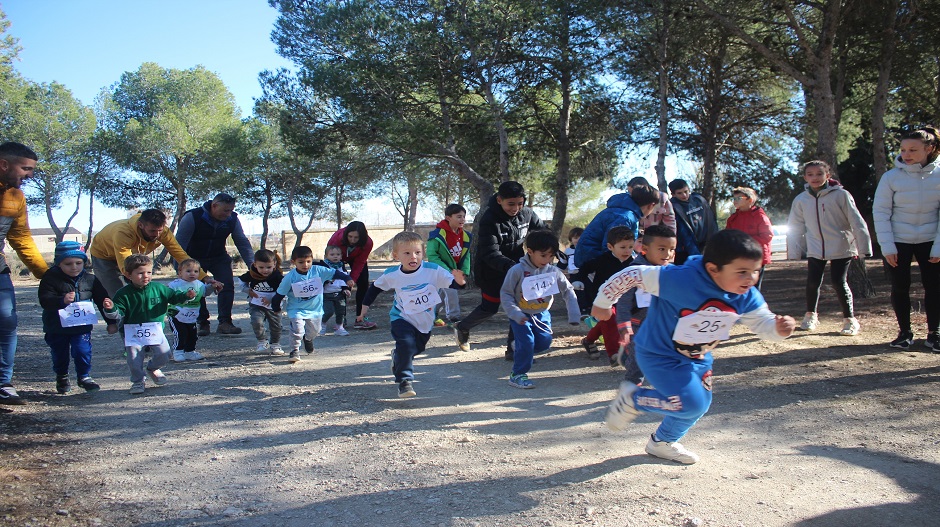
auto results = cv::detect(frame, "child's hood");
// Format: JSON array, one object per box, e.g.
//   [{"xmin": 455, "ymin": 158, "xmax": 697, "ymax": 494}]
[{"xmin": 518, "ymin": 254, "xmax": 554, "ymax": 274}]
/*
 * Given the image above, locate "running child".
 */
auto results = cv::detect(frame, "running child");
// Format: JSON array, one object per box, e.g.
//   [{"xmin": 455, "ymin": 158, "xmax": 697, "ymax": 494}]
[
  {"xmin": 572, "ymin": 226, "xmax": 635, "ymax": 365},
  {"xmin": 167, "ymin": 259, "xmax": 221, "ymax": 362},
  {"xmin": 38, "ymin": 241, "xmax": 113, "ymax": 394},
  {"xmin": 272, "ymin": 246, "xmax": 354, "ymax": 363},
  {"xmin": 238, "ymin": 249, "xmax": 285, "ymax": 355},
  {"xmin": 103, "ymin": 254, "xmax": 197, "ymax": 395},
  {"xmin": 427, "ymin": 203, "xmax": 471, "ymax": 327},
  {"xmin": 501, "ymin": 230, "xmax": 581, "ymax": 389},
  {"xmin": 593, "ymin": 230, "xmax": 796, "ymax": 464},
  {"xmin": 319, "ymin": 245, "xmax": 352, "ymax": 336},
  {"xmin": 357, "ymin": 231, "xmax": 466, "ymax": 398}
]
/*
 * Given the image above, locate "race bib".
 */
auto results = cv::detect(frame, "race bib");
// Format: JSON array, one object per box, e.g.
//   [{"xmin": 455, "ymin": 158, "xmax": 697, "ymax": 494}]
[
  {"xmin": 635, "ymin": 289, "xmax": 652, "ymax": 309},
  {"xmin": 250, "ymin": 291, "xmax": 275, "ymax": 308},
  {"xmin": 400, "ymin": 284, "xmax": 441, "ymax": 314},
  {"xmin": 174, "ymin": 306, "xmax": 199, "ymax": 324},
  {"xmin": 124, "ymin": 322, "xmax": 163, "ymax": 347},
  {"xmin": 291, "ymin": 278, "xmax": 323, "ymax": 298},
  {"xmin": 522, "ymin": 273, "xmax": 559, "ymax": 301},
  {"xmin": 58, "ymin": 301, "xmax": 98, "ymax": 327},
  {"xmin": 672, "ymin": 310, "xmax": 739, "ymax": 345}
]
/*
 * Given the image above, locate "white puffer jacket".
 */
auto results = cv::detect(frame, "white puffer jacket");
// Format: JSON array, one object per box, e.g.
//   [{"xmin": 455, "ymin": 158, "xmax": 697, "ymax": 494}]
[
  {"xmin": 873, "ymin": 156, "xmax": 940, "ymax": 257},
  {"xmin": 787, "ymin": 179, "xmax": 872, "ymax": 260}
]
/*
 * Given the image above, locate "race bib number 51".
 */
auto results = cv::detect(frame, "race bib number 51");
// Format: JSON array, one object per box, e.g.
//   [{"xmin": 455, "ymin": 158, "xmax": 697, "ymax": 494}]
[
  {"xmin": 58, "ymin": 301, "xmax": 98, "ymax": 327},
  {"xmin": 521, "ymin": 274, "xmax": 559, "ymax": 301}
]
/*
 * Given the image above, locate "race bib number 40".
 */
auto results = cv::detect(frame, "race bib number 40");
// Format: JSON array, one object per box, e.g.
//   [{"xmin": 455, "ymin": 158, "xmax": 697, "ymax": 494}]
[
  {"xmin": 58, "ymin": 301, "xmax": 98, "ymax": 327},
  {"xmin": 291, "ymin": 278, "xmax": 323, "ymax": 298},
  {"xmin": 124, "ymin": 322, "xmax": 164, "ymax": 347},
  {"xmin": 521, "ymin": 274, "xmax": 559, "ymax": 301},
  {"xmin": 400, "ymin": 285, "xmax": 441, "ymax": 314}
]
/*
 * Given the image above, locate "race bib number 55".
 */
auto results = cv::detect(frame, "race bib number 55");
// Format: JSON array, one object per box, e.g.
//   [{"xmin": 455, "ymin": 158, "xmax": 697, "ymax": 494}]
[{"xmin": 124, "ymin": 322, "xmax": 164, "ymax": 347}]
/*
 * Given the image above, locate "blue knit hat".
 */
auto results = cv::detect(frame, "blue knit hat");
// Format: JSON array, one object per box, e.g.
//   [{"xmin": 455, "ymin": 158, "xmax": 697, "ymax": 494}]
[{"xmin": 54, "ymin": 240, "xmax": 87, "ymax": 265}]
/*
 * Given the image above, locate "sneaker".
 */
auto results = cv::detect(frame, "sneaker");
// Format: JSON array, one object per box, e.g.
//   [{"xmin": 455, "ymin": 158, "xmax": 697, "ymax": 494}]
[
  {"xmin": 172, "ymin": 350, "xmax": 186, "ymax": 362},
  {"xmin": 269, "ymin": 345, "xmax": 285, "ymax": 356},
  {"xmin": 256, "ymin": 341, "xmax": 270, "ymax": 352},
  {"xmin": 434, "ymin": 318, "xmax": 447, "ymax": 327},
  {"xmin": 303, "ymin": 337, "xmax": 314, "ymax": 353},
  {"xmin": 77, "ymin": 377, "xmax": 100, "ymax": 392},
  {"xmin": 925, "ymin": 331, "xmax": 939, "ymax": 351},
  {"xmin": 890, "ymin": 330, "xmax": 914, "ymax": 350},
  {"xmin": 184, "ymin": 351, "xmax": 204, "ymax": 361},
  {"xmin": 217, "ymin": 321, "xmax": 243, "ymax": 335},
  {"xmin": 334, "ymin": 326, "xmax": 350, "ymax": 336},
  {"xmin": 454, "ymin": 326, "xmax": 471, "ymax": 352},
  {"xmin": 354, "ymin": 318, "xmax": 378, "ymax": 330},
  {"xmin": 56, "ymin": 375, "xmax": 71, "ymax": 394},
  {"xmin": 508, "ymin": 373, "xmax": 534, "ymax": 389},
  {"xmin": 319, "ymin": 326, "xmax": 328, "ymax": 336},
  {"xmin": 146, "ymin": 369, "xmax": 167, "ymax": 386},
  {"xmin": 398, "ymin": 380, "xmax": 416, "ymax": 398},
  {"xmin": 645, "ymin": 434, "xmax": 700, "ymax": 464},
  {"xmin": 0, "ymin": 384, "xmax": 25, "ymax": 405},
  {"xmin": 197, "ymin": 321, "xmax": 211, "ymax": 337},
  {"xmin": 840, "ymin": 317, "xmax": 860, "ymax": 336},
  {"xmin": 609, "ymin": 355, "xmax": 619, "ymax": 367},
  {"xmin": 799, "ymin": 312, "xmax": 818, "ymax": 331},
  {"xmin": 129, "ymin": 381, "xmax": 145, "ymax": 395},
  {"xmin": 581, "ymin": 338, "xmax": 601, "ymax": 360},
  {"xmin": 606, "ymin": 381, "xmax": 642, "ymax": 431},
  {"xmin": 288, "ymin": 350, "xmax": 301, "ymax": 363}
]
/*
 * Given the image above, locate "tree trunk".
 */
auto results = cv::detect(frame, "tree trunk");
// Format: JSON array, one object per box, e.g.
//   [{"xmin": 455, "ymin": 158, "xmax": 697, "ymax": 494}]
[
  {"xmin": 654, "ymin": 0, "xmax": 671, "ymax": 192},
  {"xmin": 84, "ymin": 184, "xmax": 96, "ymax": 252},
  {"xmin": 551, "ymin": 16, "xmax": 573, "ymax": 237},
  {"xmin": 872, "ymin": 0, "xmax": 901, "ymax": 183}
]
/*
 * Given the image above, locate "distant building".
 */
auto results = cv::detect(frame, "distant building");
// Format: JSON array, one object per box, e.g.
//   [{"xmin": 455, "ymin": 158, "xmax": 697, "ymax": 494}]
[{"xmin": 30, "ymin": 227, "xmax": 85, "ymax": 254}]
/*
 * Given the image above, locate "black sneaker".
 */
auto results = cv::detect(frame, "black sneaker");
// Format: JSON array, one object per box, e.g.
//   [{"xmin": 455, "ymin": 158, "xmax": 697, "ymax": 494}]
[
  {"xmin": 77, "ymin": 377, "xmax": 100, "ymax": 392},
  {"xmin": 56, "ymin": 375, "xmax": 71, "ymax": 394},
  {"xmin": 398, "ymin": 380, "xmax": 416, "ymax": 398},
  {"xmin": 288, "ymin": 350, "xmax": 301, "ymax": 363},
  {"xmin": 454, "ymin": 326, "xmax": 470, "ymax": 352},
  {"xmin": 197, "ymin": 321, "xmax": 211, "ymax": 337},
  {"xmin": 925, "ymin": 332, "xmax": 939, "ymax": 351},
  {"xmin": 505, "ymin": 341, "xmax": 515, "ymax": 361},
  {"xmin": 890, "ymin": 331, "xmax": 914, "ymax": 350},
  {"xmin": 303, "ymin": 337, "xmax": 314, "ymax": 353},
  {"xmin": 0, "ymin": 383, "xmax": 26, "ymax": 405}
]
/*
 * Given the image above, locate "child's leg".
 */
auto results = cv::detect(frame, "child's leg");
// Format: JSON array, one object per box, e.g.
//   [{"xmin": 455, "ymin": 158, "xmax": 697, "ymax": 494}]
[
  {"xmin": 266, "ymin": 309, "xmax": 282, "ymax": 345},
  {"xmin": 509, "ymin": 318, "xmax": 536, "ymax": 376},
  {"xmin": 829, "ymin": 257, "xmax": 854, "ymax": 318},
  {"xmin": 180, "ymin": 322, "xmax": 198, "ymax": 352},
  {"xmin": 599, "ymin": 316, "xmax": 621, "ymax": 357},
  {"xmin": 623, "ymin": 339, "xmax": 643, "ymax": 385},
  {"xmin": 321, "ymin": 293, "xmax": 336, "ymax": 327},
  {"xmin": 304, "ymin": 318, "xmax": 320, "ymax": 340},
  {"xmin": 167, "ymin": 317, "xmax": 185, "ymax": 360},
  {"xmin": 634, "ymin": 351, "xmax": 713, "ymax": 443},
  {"xmin": 584, "ymin": 322, "xmax": 604, "ymax": 344},
  {"xmin": 334, "ymin": 294, "xmax": 347, "ymax": 327},
  {"xmin": 44, "ymin": 333, "xmax": 71, "ymax": 377},
  {"xmin": 911, "ymin": 242, "xmax": 940, "ymax": 332},
  {"xmin": 145, "ymin": 335, "xmax": 172, "ymax": 373},
  {"xmin": 70, "ymin": 333, "xmax": 93, "ymax": 379},
  {"xmin": 389, "ymin": 319, "xmax": 426, "ymax": 382},
  {"xmin": 442, "ymin": 288, "xmax": 460, "ymax": 321},
  {"xmin": 248, "ymin": 305, "xmax": 268, "ymax": 342},
  {"xmin": 531, "ymin": 311, "xmax": 553, "ymax": 353},
  {"xmin": 805, "ymin": 258, "xmax": 827, "ymax": 312},
  {"xmin": 288, "ymin": 317, "xmax": 304, "ymax": 351},
  {"xmin": 125, "ymin": 345, "xmax": 146, "ymax": 383}
]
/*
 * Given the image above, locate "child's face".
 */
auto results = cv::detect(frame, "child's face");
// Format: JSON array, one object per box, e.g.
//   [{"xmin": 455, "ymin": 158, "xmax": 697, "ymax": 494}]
[
  {"xmin": 640, "ymin": 203, "xmax": 657, "ymax": 217},
  {"xmin": 633, "ymin": 238, "xmax": 644, "ymax": 255},
  {"xmin": 58, "ymin": 257, "xmax": 84, "ymax": 278},
  {"xmin": 325, "ymin": 248, "xmax": 343, "ymax": 263},
  {"xmin": 254, "ymin": 260, "xmax": 276, "ymax": 277},
  {"xmin": 732, "ymin": 193, "xmax": 753, "ymax": 211},
  {"xmin": 496, "ymin": 196, "xmax": 525, "ymax": 217},
  {"xmin": 526, "ymin": 248, "xmax": 555, "ymax": 268},
  {"xmin": 178, "ymin": 263, "xmax": 200, "ymax": 282},
  {"xmin": 569, "ymin": 234, "xmax": 580, "ymax": 247},
  {"xmin": 706, "ymin": 257, "xmax": 762, "ymax": 295},
  {"xmin": 643, "ymin": 236, "xmax": 677, "ymax": 265},
  {"xmin": 393, "ymin": 242, "xmax": 424, "ymax": 271},
  {"xmin": 803, "ymin": 165, "xmax": 828, "ymax": 189},
  {"xmin": 293, "ymin": 256, "xmax": 314, "ymax": 273},
  {"xmin": 446, "ymin": 212, "xmax": 466, "ymax": 231},
  {"xmin": 899, "ymin": 138, "xmax": 934, "ymax": 166},
  {"xmin": 124, "ymin": 264, "xmax": 154, "ymax": 288},
  {"xmin": 672, "ymin": 186, "xmax": 691, "ymax": 202},
  {"xmin": 607, "ymin": 239, "xmax": 635, "ymax": 262}
]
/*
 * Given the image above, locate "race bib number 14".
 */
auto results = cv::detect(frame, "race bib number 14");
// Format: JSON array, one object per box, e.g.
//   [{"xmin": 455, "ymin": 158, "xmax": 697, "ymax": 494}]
[{"xmin": 521, "ymin": 274, "xmax": 559, "ymax": 301}]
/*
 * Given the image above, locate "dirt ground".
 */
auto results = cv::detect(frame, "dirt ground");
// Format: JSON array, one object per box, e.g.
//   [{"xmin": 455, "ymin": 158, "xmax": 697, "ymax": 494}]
[{"xmin": 1, "ymin": 259, "xmax": 939, "ymax": 527}]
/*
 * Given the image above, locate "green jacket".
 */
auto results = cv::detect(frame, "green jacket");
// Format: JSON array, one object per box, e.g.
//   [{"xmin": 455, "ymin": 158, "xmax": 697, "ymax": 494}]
[
  {"xmin": 106, "ymin": 281, "xmax": 191, "ymax": 326},
  {"xmin": 427, "ymin": 225, "xmax": 471, "ymax": 273}
]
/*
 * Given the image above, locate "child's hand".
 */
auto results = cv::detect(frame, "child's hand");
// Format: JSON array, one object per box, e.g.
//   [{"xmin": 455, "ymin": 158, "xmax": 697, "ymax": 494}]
[
  {"xmin": 343, "ymin": 289, "xmax": 352, "ymax": 298},
  {"xmin": 186, "ymin": 289, "xmax": 197, "ymax": 299},
  {"xmin": 775, "ymin": 315, "xmax": 796, "ymax": 337},
  {"xmin": 248, "ymin": 290, "xmax": 258, "ymax": 298},
  {"xmin": 212, "ymin": 280, "xmax": 224, "ymax": 292},
  {"xmin": 260, "ymin": 297, "xmax": 271, "ymax": 306},
  {"xmin": 619, "ymin": 328, "xmax": 632, "ymax": 346},
  {"xmin": 452, "ymin": 269, "xmax": 465, "ymax": 285},
  {"xmin": 103, "ymin": 298, "xmax": 113, "ymax": 310},
  {"xmin": 107, "ymin": 324, "xmax": 119, "ymax": 335},
  {"xmin": 63, "ymin": 291, "xmax": 76, "ymax": 304},
  {"xmin": 570, "ymin": 281, "xmax": 584, "ymax": 290},
  {"xmin": 346, "ymin": 280, "xmax": 356, "ymax": 289},
  {"xmin": 591, "ymin": 305, "xmax": 613, "ymax": 321}
]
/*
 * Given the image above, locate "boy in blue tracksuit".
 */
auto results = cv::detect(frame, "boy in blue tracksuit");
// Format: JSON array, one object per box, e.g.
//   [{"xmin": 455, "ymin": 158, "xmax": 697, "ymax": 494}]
[{"xmin": 593, "ymin": 230, "xmax": 796, "ymax": 464}]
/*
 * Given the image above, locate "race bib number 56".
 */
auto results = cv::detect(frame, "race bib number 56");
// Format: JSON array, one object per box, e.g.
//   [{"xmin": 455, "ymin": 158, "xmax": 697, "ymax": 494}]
[{"xmin": 291, "ymin": 278, "xmax": 323, "ymax": 298}]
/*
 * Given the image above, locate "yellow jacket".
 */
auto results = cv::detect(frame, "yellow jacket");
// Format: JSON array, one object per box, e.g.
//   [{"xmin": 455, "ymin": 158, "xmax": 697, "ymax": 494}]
[
  {"xmin": 89, "ymin": 213, "xmax": 204, "ymax": 278},
  {"xmin": 0, "ymin": 185, "xmax": 48, "ymax": 279}
]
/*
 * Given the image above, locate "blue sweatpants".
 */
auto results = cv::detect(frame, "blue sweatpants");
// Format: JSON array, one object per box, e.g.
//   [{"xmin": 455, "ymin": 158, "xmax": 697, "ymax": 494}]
[
  {"xmin": 45, "ymin": 332, "xmax": 93, "ymax": 378},
  {"xmin": 633, "ymin": 348, "xmax": 713, "ymax": 443},
  {"xmin": 390, "ymin": 318, "xmax": 431, "ymax": 383},
  {"xmin": 509, "ymin": 311, "xmax": 552, "ymax": 377}
]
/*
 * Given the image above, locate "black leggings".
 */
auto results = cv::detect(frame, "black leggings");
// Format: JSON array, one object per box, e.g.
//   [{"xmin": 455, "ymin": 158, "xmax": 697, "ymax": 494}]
[
  {"xmin": 806, "ymin": 257, "xmax": 853, "ymax": 318},
  {"xmin": 354, "ymin": 265, "xmax": 370, "ymax": 317},
  {"xmin": 885, "ymin": 242, "xmax": 940, "ymax": 333}
]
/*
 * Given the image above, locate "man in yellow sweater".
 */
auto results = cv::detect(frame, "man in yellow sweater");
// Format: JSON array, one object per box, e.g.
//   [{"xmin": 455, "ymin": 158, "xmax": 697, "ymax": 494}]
[{"xmin": 0, "ymin": 142, "xmax": 49, "ymax": 406}]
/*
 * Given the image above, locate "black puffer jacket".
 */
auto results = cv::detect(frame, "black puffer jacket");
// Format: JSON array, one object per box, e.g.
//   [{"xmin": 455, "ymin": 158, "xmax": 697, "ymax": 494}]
[
  {"xmin": 472, "ymin": 194, "xmax": 546, "ymax": 292},
  {"xmin": 38, "ymin": 267, "xmax": 112, "ymax": 334}
]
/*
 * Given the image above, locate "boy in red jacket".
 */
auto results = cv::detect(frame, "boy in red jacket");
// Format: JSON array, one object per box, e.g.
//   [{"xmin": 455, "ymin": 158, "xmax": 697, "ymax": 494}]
[{"xmin": 726, "ymin": 187, "xmax": 773, "ymax": 290}]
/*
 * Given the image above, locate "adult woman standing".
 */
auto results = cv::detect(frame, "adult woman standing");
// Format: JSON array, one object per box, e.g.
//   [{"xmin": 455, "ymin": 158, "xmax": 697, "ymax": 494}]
[
  {"xmin": 328, "ymin": 221, "xmax": 376, "ymax": 329},
  {"xmin": 872, "ymin": 127, "xmax": 940, "ymax": 351}
]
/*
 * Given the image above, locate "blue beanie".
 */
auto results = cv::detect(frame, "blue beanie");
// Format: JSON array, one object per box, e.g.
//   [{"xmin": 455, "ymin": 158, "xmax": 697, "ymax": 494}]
[{"xmin": 54, "ymin": 240, "xmax": 87, "ymax": 265}]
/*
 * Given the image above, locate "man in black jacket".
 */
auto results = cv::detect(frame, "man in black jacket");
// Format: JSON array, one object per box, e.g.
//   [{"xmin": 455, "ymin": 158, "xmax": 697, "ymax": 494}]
[{"xmin": 454, "ymin": 181, "xmax": 546, "ymax": 358}]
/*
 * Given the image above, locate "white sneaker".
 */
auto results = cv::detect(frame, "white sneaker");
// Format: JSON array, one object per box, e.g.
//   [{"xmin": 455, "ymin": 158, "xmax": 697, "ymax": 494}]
[
  {"xmin": 800, "ymin": 312, "xmax": 818, "ymax": 331},
  {"xmin": 184, "ymin": 351, "xmax": 204, "ymax": 361},
  {"xmin": 269, "ymin": 345, "xmax": 285, "ymax": 356},
  {"xmin": 334, "ymin": 326, "xmax": 350, "ymax": 336},
  {"xmin": 645, "ymin": 434, "xmax": 699, "ymax": 464},
  {"xmin": 840, "ymin": 317, "xmax": 860, "ymax": 336},
  {"xmin": 319, "ymin": 326, "xmax": 328, "ymax": 336},
  {"xmin": 172, "ymin": 350, "xmax": 186, "ymax": 362},
  {"xmin": 256, "ymin": 341, "xmax": 270, "ymax": 352},
  {"xmin": 606, "ymin": 381, "xmax": 642, "ymax": 431},
  {"xmin": 146, "ymin": 369, "xmax": 167, "ymax": 386}
]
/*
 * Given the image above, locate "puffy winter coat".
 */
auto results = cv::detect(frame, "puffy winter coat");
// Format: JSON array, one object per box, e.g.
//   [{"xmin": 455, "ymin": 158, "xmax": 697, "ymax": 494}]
[
  {"xmin": 473, "ymin": 194, "xmax": 546, "ymax": 292},
  {"xmin": 575, "ymin": 193, "xmax": 643, "ymax": 268},
  {"xmin": 787, "ymin": 179, "xmax": 872, "ymax": 260},
  {"xmin": 872, "ymin": 156, "xmax": 940, "ymax": 257},
  {"xmin": 726, "ymin": 206, "xmax": 774, "ymax": 265}
]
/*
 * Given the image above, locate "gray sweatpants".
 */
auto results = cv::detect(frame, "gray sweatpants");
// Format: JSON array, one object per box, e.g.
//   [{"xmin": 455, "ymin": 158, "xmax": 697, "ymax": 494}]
[
  {"xmin": 249, "ymin": 304, "xmax": 282, "ymax": 345},
  {"xmin": 124, "ymin": 333, "xmax": 171, "ymax": 383},
  {"xmin": 288, "ymin": 317, "xmax": 321, "ymax": 352},
  {"xmin": 91, "ymin": 256, "xmax": 126, "ymax": 298}
]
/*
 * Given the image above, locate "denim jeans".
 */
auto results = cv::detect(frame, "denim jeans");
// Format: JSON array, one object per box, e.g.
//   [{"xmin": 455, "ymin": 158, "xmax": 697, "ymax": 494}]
[
  {"xmin": 45, "ymin": 332, "xmax": 93, "ymax": 378},
  {"xmin": 196, "ymin": 255, "xmax": 235, "ymax": 324},
  {"xmin": 390, "ymin": 318, "xmax": 431, "ymax": 383},
  {"xmin": 0, "ymin": 273, "xmax": 18, "ymax": 385},
  {"xmin": 322, "ymin": 292, "xmax": 347, "ymax": 328}
]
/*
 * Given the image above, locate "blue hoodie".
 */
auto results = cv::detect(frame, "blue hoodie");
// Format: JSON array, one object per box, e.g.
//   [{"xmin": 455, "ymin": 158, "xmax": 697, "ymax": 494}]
[{"xmin": 574, "ymin": 192, "xmax": 642, "ymax": 268}]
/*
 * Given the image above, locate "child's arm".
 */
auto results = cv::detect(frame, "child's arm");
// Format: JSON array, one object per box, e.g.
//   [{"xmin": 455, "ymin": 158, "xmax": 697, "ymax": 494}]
[
  {"xmin": 499, "ymin": 267, "xmax": 528, "ymax": 324},
  {"xmin": 614, "ymin": 289, "xmax": 637, "ymax": 342},
  {"xmin": 740, "ymin": 304, "xmax": 796, "ymax": 340},
  {"xmin": 38, "ymin": 278, "xmax": 71, "ymax": 310},
  {"xmin": 843, "ymin": 191, "xmax": 873, "ymax": 257},
  {"xmin": 91, "ymin": 277, "xmax": 118, "ymax": 327},
  {"xmin": 329, "ymin": 268, "xmax": 355, "ymax": 289},
  {"xmin": 591, "ymin": 265, "xmax": 662, "ymax": 321},
  {"xmin": 555, "ymin": 270, "xmax": 581, "ymax": 325},
  {"xmin": 355, "ymin": 282, "xmax": 388, "ymax": 323},
  {"xmin": 450, "ymin": 269, "xmax": 466, "ymax": 287}
]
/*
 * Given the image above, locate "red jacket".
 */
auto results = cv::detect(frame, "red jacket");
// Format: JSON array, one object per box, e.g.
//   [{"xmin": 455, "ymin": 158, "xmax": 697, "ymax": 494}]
[
  {"xmin": 726, "ymin": 206, "xmax": 773, "ymax": 265},
  {"xmin": 327, "ymin": 228, "xmax": 373, "ymax": 281}
]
